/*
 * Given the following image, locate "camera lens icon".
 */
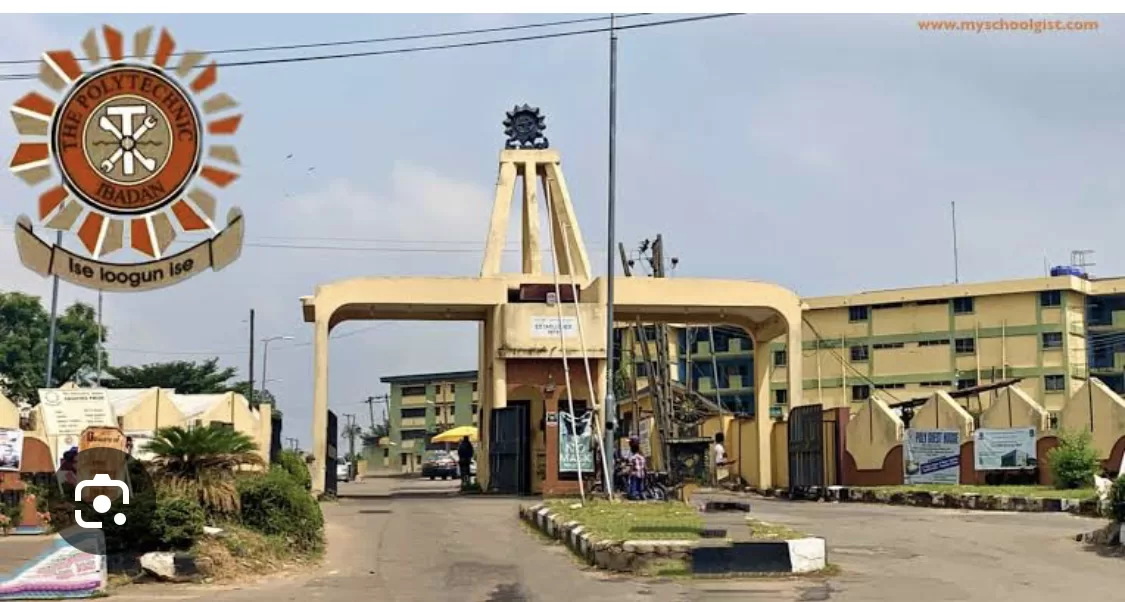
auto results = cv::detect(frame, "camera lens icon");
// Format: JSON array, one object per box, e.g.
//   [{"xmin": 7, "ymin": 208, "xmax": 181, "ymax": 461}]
[{"xmin": 75, "ymin": 473, "xmax": 130, "ymax": 529}]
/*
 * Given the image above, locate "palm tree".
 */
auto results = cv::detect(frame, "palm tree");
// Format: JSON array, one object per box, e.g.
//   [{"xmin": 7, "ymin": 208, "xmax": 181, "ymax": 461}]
[{"xmin": 144, "ymin": 425, "xmax": 263, "ymax": 515}]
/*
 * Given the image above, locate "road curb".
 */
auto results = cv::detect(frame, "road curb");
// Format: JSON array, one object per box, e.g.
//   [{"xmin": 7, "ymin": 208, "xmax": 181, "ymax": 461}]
[
  {"xmin": 517, "ymin": 503, "xmax": 826, "ymax": 575},
  {"xmin": 751, "ymin": 486, "xmax": 1104, "ymax": 517}
]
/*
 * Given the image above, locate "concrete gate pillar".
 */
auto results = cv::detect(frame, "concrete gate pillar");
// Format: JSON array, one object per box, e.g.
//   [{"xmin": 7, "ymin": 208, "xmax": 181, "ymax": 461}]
[{"xmin": 311, "ymin": 318, "xmax": 330, "ymax": 495}]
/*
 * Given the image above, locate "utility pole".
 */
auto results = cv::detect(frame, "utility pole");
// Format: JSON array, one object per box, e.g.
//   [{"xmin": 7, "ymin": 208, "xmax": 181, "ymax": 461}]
[
  {"xmin": 95, "ymin": 290, "xmax": 104, "ymax": 386},
  {"xmin": 951, "ymin": 201, "xmax": 960, "ymax": 284},
  {"xmin": 44, "ymin": 230, "xmax": 63, "ymax": 388},
  {"xmin": 246, "ymin": 309, "xmax": 255, "ymax": 421},
  {"xmin": 620, "ymin": 241, "xmax": 671, "ymax": 472},
  {"xmin": 604, "ymin": 11, "xmax": 620, "ymax": 448},
  {"xmin": 649, "ymin": 235, "xmax": 676, "ymax": 437},
  {"xmin": 344, "ymin": 413, "xmax": 358, "ymax": 479},
  {"xmin": 365, "ymin": 394, "xmax": 389, "ymax": 433}
]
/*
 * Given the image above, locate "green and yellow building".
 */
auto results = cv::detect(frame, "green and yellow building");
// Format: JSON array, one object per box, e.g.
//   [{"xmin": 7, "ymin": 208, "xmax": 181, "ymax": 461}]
[
  {"xmin": 380, "ymin": 370, "xmax": 479, "ymax": 472},
  {"xmin": 622, "ymin": 273, "xmax": 1125, "ymax": 423}
]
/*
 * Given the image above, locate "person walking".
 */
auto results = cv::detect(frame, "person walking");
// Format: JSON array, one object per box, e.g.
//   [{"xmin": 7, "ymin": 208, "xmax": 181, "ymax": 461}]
[
  {"xmin": 457, "ymin": 436, "xmax": 474, "ymax": 487},
  {"xmin": 627, "ymin": 438, "xmax": 646, "ymax": 500},
  {"xmin": 712, "ymin": 432, "xmax": 732, "ymax": 488}
]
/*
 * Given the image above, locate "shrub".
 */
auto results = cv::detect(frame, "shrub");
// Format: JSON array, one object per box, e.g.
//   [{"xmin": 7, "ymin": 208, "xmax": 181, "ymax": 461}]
[
  {"xmin": 237, "ymin": 467, "xmax": 323, "ymax": 552},
  {"xmin": 146, "ymin": 425, "xmax": 264, "ymax": 516},
  {"xmin": 274, "ymin": 449, "xmax": 312, "ymax": 491},
  {"xmin": 1047, "ymin": 429, "xmax": 1101, "ymax": 489},
  {"xmin": 1111, "ymin": 474, "xmax": 1125, "ymax": 523},
  {"xmin": 152, "ymin": 497, "xmax": 206, "ymax": 550}
]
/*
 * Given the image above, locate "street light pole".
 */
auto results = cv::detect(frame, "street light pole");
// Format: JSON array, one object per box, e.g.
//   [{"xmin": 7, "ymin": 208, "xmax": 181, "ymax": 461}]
[
  {"xmin": 602, "ymin": 12, "xmax": 620, "ymax": 498},
  {"xmin": 44, "ymin": 230, "xmax": 63, "ymax": 388},
  {"xmin": 261, "ymin": 335, "xmax": 294, "ymax": 404}
]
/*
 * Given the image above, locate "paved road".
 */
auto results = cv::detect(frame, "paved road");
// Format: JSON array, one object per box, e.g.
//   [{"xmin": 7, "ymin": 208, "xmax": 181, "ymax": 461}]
[{"xmin": 112, "ymin": 479, "xmax": 1120, "ymax": 602}]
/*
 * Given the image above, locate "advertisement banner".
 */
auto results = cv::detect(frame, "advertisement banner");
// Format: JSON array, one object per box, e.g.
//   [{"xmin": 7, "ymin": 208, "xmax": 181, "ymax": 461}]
[
  {"xmin": 558, "ymin": 410, "xmax": 594, "ymax": 473},
  {"xmin": 904, "ymin": 429, "xmax": 961, "ymax": 485},
  {"xmin": 37, "ymin": 389, "xmax": 116, "ymax": 436},
  {"xmin": 974, "ymin": 428, "xmax": 1038, "ymax": 470},
  {"xmin": 0, "ymin": 428, "xmax": 23, "ymax": 472}
]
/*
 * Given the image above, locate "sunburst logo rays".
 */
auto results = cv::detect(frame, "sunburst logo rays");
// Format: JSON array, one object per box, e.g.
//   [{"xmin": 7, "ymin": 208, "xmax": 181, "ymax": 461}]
[{"xmin": 8, "ymin": 26, "xmax": 242, "ymax": 261}]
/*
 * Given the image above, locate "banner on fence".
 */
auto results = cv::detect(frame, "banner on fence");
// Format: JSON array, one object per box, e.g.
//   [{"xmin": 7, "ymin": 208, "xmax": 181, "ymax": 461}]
[
  {"xmin": 974, "ymin": 428, "xmax": 1037, "ymax": 470},
  {"xmin": 904, "ymin": 429, "xmax": 961, "ymax": 485},
  {"xmin": 0, "ymin": 428, "xmax": 22, "ymax": 472}
]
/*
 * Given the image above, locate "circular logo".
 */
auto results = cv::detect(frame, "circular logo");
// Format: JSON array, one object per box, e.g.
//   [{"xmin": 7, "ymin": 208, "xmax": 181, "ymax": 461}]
[
  {"xmin": 50, "ymin": 64, "xmax": 202, "ymax": 216},
  {"xmin": 42, "ymin": 391, "xmax": 62, "ymax": 406}
]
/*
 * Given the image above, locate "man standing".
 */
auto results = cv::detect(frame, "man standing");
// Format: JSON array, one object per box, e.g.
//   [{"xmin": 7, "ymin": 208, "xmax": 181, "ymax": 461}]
[
  {"xmin": 457, "ymin": 436, "xmax": 474, "ymax": 487},
  {"xmin": 627, "ymin": 438, "xmax": 646, "ymax": 500}
]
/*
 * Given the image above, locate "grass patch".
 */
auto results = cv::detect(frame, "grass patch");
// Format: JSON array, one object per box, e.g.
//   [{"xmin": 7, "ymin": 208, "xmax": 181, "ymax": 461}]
[
  {"xmin": 637, "ymin": 558, "xmax": 691, "ymax": 578},
  {"xmin": 858, "ymin": 484, "xmax": 1096, "ymax": 499},
  {"xmin": 745, "ymin": 518, "xmax": 806, "ymax": 541},
  {"xmin": 191, "ymin": 524, "xmax": 320, "ymax": 582},
  {"xmin": 545, "ymin": 499, "xmax": 703, "ymax": 541}
]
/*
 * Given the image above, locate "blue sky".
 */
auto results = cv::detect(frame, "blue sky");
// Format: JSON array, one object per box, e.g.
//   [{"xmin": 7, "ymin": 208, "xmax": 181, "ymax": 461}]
[{"xmin": 2, "ymin": 13, "xmax": 1124, "ymax": 447}]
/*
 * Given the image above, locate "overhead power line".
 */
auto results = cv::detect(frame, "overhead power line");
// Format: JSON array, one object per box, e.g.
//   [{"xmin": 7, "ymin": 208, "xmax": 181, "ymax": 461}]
[
  {"xmin": 0, "ymin": 14, "xmax": 741, "ymax": 81},
  {"xmin": 0, "ymin": 14, "xmax": 651, "ymax": 66}
]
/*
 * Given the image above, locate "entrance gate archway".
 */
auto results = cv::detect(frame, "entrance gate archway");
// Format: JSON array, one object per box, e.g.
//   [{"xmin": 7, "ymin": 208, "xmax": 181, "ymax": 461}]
[{"xmin": 300, "ymin": 112, "xmax": 804, "ymax": 495}]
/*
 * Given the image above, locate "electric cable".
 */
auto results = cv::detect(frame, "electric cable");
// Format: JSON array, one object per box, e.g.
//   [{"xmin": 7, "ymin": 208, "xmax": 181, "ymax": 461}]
[{"xmin": 0, "ymin": 14, "xmax": 741, "ymax": 81}]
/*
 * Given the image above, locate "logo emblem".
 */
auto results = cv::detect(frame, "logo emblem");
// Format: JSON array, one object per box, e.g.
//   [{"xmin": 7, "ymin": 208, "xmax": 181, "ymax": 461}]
[{"xmin": 9, "ymin": 26, "xmax": 245, "ymax": 292}]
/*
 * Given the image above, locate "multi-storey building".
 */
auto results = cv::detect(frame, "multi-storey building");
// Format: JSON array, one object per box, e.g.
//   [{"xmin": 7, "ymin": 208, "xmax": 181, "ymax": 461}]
[
  {"xmin": 378, "ymin": 273, "xmax": 1125, "ymax": 470},
  {"xmin": 620, "ymin": 272, "xmax": 1125, "ymax": 422},
  {"xmin": 382, "ymin": 370, "xmax": 479, "ymax": 472}
]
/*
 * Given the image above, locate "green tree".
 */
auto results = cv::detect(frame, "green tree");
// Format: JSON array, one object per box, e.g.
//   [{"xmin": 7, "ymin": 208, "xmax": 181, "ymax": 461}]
[
  {"xmin": 102, "ymin": 358, "xmax": 236, "ymax": 393},
  {"xmin": 144, "ymin": 424, "xmax": 263, "ymax": 515},
  {"xmin": 0, "ymin": 292, "xmax": 105, "ymax": 404}
]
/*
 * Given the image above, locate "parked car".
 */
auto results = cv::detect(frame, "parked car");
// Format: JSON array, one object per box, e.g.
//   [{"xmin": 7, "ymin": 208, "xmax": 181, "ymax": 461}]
[
  {"xmin": 421, "ymin": 450, "xmax": 458, "ymax": 480},
  {"xmin": 336, "ymin": 461, "xmax": 351, "ymax": 483}
]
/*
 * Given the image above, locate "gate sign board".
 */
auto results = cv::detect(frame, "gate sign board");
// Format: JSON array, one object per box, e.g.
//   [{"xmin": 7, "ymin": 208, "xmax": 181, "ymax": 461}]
[
  {"xmin": 8, "ymin": 25, "xmax": 245, "ymax": 292},
  {"xmin": 974, "ymin": 428, "xmax": 1037, "ymax": 470},
  {"xmin": 531, "ymin": 317, "xmax": 578, "ymax": 338},
  {"xmin": 904, "ymin": 429, "xmax": 961, "ymax": 485}
]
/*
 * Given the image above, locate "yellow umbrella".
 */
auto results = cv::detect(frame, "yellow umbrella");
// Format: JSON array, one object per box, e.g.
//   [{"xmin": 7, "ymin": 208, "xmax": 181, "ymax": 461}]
[{"xmin": 430, "ymin": 426, "xmax": 479, "ymax": 444}]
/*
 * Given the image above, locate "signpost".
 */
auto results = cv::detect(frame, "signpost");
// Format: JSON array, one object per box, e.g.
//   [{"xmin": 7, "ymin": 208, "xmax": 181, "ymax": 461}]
[
  {"xmin": 904, "ymin": 429, "xmax": 961, "ymax": 485},
  {"xmin": 974, "ymin": 428, "xmax": 1037, "ymax": 470},
  {"xmin": 558, "ymin": 410, "xmax": 594, "ymax": 473}
]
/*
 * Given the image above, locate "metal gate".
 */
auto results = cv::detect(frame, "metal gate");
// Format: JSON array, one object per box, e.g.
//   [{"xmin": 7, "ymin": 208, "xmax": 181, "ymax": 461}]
[
  {"xmin": 787, "ymin": 404, "xmax": 824, "ymax": 491},
  {"xmin": 325, "ymin": 410, "xmax": 338, "ymax": 497},
  {"xmin": 489, "ymin": 406, "xmax": 528, "ymax": 494}
]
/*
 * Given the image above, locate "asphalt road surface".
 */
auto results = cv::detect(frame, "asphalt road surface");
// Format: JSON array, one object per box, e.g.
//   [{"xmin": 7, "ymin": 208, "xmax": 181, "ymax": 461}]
[{"xmin": 111, "ymin": 478, "xmax": 1120, "ymax": 602}]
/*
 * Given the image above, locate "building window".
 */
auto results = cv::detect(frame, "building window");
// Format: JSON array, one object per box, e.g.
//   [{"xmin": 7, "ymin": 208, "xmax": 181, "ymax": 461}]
[
  {"xmin": 873, "ymin": 342, "xmax": 905, "ymax": 350},
  {"xmin": 401, "ymin": 407, "xmax": 427, "ymax": 419},
  {"xmin": 1041, "ymin": 332, "xmax": 1063, "ymax": 349},
  {"xmin": 919, "ymin": 339, "xmax": 950, "ymax": 347},
  {"xmin": 919, "ymin": 380, "xmax": 953, "ymax": 387},
  {"xmin": 848, "ymin": 306, "xmax": 869, "ymax": 322},
  {"xmin": 850, "ymin": 345, "xmax": 869, "ymax": 362},
  {"xmin": 952, "ymin": 297, "xmax": 974, "ymax": 314},
  {"xmin": 875, "ymin": 383, "xmax": 905, "ymax": 390},
  {"xmin": 1040, "ymin": 290, "xmax": 1062, "ymax": 307},
  {"xmin": 956, "ymin": 378, "xmax": 978, "ymax": 390},
  {"xmin": 851, "ymin": 384, "xmax": 870, "ymax": 401},
  {"xmin": 1044, "ymin": 374, "xmax": 1065, "ymax": 392},
  {"xmin": 401, "ymin": 385, "xmax": 425, "ymax": 396},
  {"xmin": 774, "ymin": 389, "xmax": 788, "ymax": 405},
  {"xmin": 773, "ymin": 350, "xmax": 787, "ymax": 367},
  {"xmin": 472, "ymin": 382, "xmax": 478, "ymax": 392},
  {"xmin": 954, "ymin": 338, "xmax": 975, "ymax": 354}
]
